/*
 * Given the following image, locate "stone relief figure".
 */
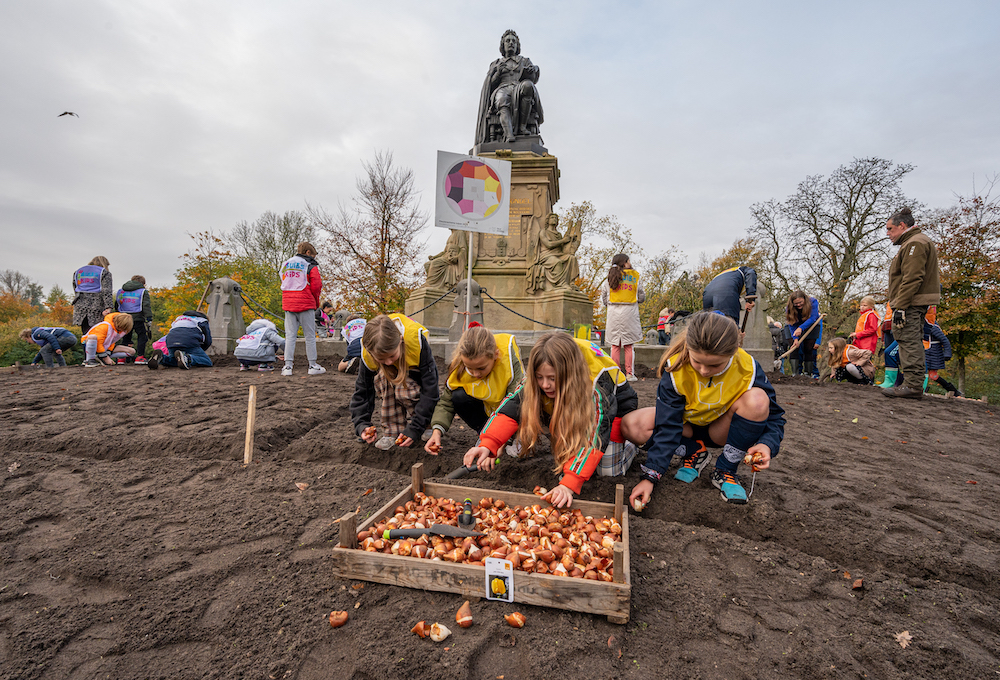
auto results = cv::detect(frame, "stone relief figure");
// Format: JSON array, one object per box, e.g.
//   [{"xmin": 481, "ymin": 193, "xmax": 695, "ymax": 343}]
[
  {"xmin": 475, "ymin": 29, "xmax": 544, "ymax": 146},
  {"xmin": 526, "ymin": 213, "xmax": 581, "ymax": 294},
  {"xmin": 423, "ymin": 229, "xmax": 469, "ymax": 290}
]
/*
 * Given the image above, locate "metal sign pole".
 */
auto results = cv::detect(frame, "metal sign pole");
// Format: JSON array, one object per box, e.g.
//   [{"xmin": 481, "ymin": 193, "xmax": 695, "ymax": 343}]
[{"xmin": 465, "ymin": 233, "xmax": 474, "ymax": 331}]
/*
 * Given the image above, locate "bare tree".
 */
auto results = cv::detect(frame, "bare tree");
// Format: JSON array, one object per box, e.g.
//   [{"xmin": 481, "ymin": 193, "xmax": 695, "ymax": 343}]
[
  {"xmin": 228, "ymin": 211, "xmax": 315, "ymax": 278},
  {"xmin": 308, "ymin": 151, "xmax": 427, "ymax": 315},
  {"xmin": 749, "ymin": 158, "xmax": 918, "ymax": 332},
  {"xmin": 0, "ymin": 269, "xmax": 34, "ymax": 298}
]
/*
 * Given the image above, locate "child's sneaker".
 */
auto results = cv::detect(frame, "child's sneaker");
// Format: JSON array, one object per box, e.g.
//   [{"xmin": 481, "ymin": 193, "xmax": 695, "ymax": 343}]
[
  {"xmin": 239, "ymin": 364, "xmax": 249, "ymax": 371},
  {"xmin": 308, "ymin": 364, "xmax": 326, "ymax": 375},
  {"xmin": 175, "ymin": 350, "xmax": 189, "ymax": 370},
  {"xmin": 710, "ymin": 468, "xmax": 748, "ymax": 504},
  {"xmin": 374, "ymin": 436, "xmax": 395, "ymax": 450},
  {"xmin": 116, "ymin": 357, "xmax": 127, "ymax": 365},
  {"xmin": 673, "ymin": 441, "xmax": 710, "ymax": 483},
  {"xmin": 281, "ymin": 366, "xmax": 293, "ymax": 376},
  {"xmin": 134, "ymin": 356, "xmax": 147, "ymax": 365},
  {"xmin": 147, "ymin": 350, "xmax": 162, "ymax": 370},
  {"xmin": 258, "ymin": 364, "xmax": 273, "ymax": 372},
  {"xmin": 344, "ymin": 357, "xmax": 359, "ymax": 374},
  {"xmin": 626, "ymin": 374, "xmax": 638, "ymax": 382},
  {"xmin": 83, "ymin": 359, "xmax": 101, "ymax": 368}
]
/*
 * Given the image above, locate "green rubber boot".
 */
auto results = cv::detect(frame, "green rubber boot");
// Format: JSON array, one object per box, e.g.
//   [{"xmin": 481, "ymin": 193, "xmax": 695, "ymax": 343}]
[
  {"xmin": 923, "ymin": 374, "xmax": 929, "ymax": 392},
  {"xmin": 878, "ymin": 369, "xmax": 898, "ymax": 389}
]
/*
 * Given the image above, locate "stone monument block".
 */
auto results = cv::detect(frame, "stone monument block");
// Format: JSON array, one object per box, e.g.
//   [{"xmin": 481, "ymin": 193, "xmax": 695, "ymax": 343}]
[
  {"xmin": 645, "ymin": 329, "xmax": 659, "ymax": 345},
  {"xmin": 205, "ymin": 277, "xmax": 246, "ymax": 355},
  {"xmin": 449, "ymin": 279, "xmax": 485, "ymax": 341},
  {"xmin": 741, "ymin": 282, "xmax": 773, "ymax": 369}
]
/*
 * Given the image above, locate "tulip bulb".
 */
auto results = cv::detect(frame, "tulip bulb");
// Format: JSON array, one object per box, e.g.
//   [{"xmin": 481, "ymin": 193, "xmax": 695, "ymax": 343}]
[
  {"xmin": 430, "ymin": 622, "xmax": 451, "ymax": 642},
  {"xmin": 504, "ymin": 612, "xmax": 526, "ymax": 628},
  {"xmin": 456, "ymin": 601, "xmax": 473, "ymax": 628},
  {"xmin": 411, "ymin": 620, "xmax": 428, "ymax": 638},
  {"xmin": 329, "ymin": 610, "xmax": 349, "ymax": 628}
]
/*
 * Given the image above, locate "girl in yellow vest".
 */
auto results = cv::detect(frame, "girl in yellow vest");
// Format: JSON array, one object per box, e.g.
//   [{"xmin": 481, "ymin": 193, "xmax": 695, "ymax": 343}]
[
  {"xmin": 628, "ymin": 312, "xmax": 786, "ymax": 506},
  {"xmin": 350, "ymin": 313, "xmax": 440, "ymax": 450},
  {"xmin": 425, "ymin": 325, "xmax": 523, "ymax": 455},
  {"xmin": 600, "ymin": 254, "xmax": 645, "ymax": 382},
  {"xmin": 463, "ymin": 333, "xmax": 644, "ymax": 508}
]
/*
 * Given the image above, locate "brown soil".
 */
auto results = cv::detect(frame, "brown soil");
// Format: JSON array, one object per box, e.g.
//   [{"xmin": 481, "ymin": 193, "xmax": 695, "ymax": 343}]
[{"xmin": 1, "ymin": 362, "xmax": 998, "ymax": 679}]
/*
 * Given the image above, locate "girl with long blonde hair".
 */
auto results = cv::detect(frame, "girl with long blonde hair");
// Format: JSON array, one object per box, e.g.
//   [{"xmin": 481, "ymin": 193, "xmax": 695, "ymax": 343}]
[
  {"xmin": 425, "ymin": 325, "xmax": 523, "ymax": 455},
  {"xmin": 463, "ymin": 332, "xmax": 643, "ymax": 508},
  {"xmin": 627, "ymin": 312, "xmax": 785, "ymax": 507},
  {"xmin": 350, "ymin": 313, "xmax": 439, "ymax": 450}
]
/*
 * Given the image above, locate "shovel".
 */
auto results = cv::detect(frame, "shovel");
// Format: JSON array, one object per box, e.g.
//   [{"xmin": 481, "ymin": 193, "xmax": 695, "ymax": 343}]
[
  {"xmin": 446, "ymin": 463, "xmax": 479, "ymax": 480},
  {"xmin": 382, "ymin": 524, "xmax": 484, "ymax": 540}
]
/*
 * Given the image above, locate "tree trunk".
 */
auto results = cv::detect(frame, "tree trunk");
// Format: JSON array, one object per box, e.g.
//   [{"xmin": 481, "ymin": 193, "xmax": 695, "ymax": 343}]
[{"xmin": 956, "ymin": 355, "xmax": 966, "ymax": 394}]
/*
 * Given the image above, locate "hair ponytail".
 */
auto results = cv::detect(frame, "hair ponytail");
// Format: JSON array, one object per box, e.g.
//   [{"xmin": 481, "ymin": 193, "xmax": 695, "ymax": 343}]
[{"xmin": 607, "ymin": 253, "xmax": 629, "ymax": 291}]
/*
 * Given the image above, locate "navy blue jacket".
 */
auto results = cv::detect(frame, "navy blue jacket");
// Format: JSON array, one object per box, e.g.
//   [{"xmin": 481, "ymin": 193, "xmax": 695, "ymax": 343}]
[
  {"xmin": 165, "ymin": 311, "xmax": 212, "ymax": 352},
  {"xmin": 642, "ymin": 358, "xmax": 785, "ymax": 482}
]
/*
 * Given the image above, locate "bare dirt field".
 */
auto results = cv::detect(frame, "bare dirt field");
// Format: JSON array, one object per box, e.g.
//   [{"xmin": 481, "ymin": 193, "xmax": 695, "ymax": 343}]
[{"xmin": 1, "ymin": 358, "xmax": 998, "ymax": 679}]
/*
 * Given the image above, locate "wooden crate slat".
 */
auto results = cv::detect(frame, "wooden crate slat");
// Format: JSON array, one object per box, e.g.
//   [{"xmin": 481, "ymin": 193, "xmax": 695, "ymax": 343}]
[{"xmin": 336, "ymin": 471, "xmax": 631, "ymax": 622}]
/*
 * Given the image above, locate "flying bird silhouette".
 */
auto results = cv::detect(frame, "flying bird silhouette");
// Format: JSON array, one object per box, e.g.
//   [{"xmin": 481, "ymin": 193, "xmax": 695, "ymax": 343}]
[{"xmin": 58, "ymin": 112, "xmax": 79, "ymax": 117}]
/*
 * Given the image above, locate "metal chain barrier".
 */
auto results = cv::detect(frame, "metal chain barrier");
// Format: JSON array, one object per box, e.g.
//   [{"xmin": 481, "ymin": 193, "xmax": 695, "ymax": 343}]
[
  {"xmin": 481, "ymin": 291, "xmax": 570, "ymax": 330},
  {"xmin": 408, "ymin": 286, "xmax": 458, "ymax": 315},
  {"xmin": 239, "ymin": 292, "xmax": 286, "ymax": 331}
]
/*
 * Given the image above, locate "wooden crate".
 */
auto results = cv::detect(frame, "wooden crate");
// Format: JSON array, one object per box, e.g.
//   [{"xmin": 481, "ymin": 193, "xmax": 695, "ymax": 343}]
[{"xmin": 331, "ymin": 463, "xmax": 631, "ymax": 624}]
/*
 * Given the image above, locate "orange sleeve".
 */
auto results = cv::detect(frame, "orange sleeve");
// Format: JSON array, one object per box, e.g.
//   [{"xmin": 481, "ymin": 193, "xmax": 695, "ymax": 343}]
[
  {"xmin": 560, "ymin": 447, "xmax": 603, "ymax": 494},
  {"xmin": 478, "ymin": 414, "xmax": 519, "ymax": 457}
]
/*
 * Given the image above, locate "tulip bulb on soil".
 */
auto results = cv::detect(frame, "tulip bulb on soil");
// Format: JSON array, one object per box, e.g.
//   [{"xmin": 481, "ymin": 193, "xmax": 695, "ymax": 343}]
[{"xmin": 430, "ymin": 622, "xmax": 451, "ymax": 642}]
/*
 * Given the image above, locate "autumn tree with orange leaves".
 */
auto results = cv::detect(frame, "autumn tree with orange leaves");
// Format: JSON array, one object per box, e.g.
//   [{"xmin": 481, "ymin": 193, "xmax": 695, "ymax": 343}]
[{"xmin": 925, "ymin": 177, "xmax": 1000, "ymax": 392}]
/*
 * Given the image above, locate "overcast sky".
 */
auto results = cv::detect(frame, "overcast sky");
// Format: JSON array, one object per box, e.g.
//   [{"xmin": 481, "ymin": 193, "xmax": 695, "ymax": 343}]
[{"xmin": 2, "ymin": 1, "xmax": 998, "ymax": 297}]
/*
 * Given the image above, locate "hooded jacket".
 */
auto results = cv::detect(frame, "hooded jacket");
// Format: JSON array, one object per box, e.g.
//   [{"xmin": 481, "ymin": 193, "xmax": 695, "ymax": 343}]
[
  {"xmin": 116, "ymin": 280, "xmax": 152, "ymax": 322},
  {"xmin": 280, "ymin": 254, "xmax": 322, "ymax": 312},
  {"xmin": 234, "ymin": 319, "xmax": 285, "ymax": 362},
  {"xmin": 165, "ymin": 311, "xmax": 212, "ymax": 352}
]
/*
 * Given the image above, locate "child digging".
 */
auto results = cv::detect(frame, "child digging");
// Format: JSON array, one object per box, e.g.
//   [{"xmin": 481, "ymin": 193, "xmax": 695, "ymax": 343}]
[
  {"xmin": 825, "ymin": 337, "xmax": 875, "ymax": 385},
  {"xmin": 425, "ymin": 325, "xmax": 523, "ymax": 455},
  {"xmin": 628, "ymin": 311, "xmax": 786, "ymax": 507},
  {"xmin": 234, "ymin": 319, "xmax": 285, "ymax": 372}
]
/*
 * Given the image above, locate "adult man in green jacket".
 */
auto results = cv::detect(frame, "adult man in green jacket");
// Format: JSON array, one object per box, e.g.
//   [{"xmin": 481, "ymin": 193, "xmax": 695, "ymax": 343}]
[{"xmin": 883, "ymin": 207, "xmax": 940, "ymax": 399}]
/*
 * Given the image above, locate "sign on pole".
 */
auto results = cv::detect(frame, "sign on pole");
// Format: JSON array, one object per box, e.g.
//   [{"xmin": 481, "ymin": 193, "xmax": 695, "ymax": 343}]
[
  {"xmin": 435, "ymin": 151, "xmax": 512, "ymax": 331},
  {"xmin": 435, "ymin": 151, "xmax": 511, "ymax": 234}
]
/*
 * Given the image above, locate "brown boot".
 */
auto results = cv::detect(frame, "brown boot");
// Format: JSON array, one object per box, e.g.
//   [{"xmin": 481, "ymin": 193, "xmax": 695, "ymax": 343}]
[{"xmin": 882, "ymin": 385, "xmax": 923, "ymax": 399}]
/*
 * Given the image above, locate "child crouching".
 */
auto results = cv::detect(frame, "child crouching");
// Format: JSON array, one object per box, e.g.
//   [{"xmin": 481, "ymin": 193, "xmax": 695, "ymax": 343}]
[
  {"xmin": 81, "ymin": 313, "xmax": 134, "ymax": 367},
  {"xmin": 628, "ymin": 311, "xmax": 786, "ymax": 507},
  {"xmin": 149, "ymin": 311, "xmax": 213, "ymax": 369},
  {"xmin": 825, "ymin": 337, "xmax": 875, "ymax": 385},
  {"xmin": 235, "ymin": 319, "xmax": 285, "ymax": 372}
]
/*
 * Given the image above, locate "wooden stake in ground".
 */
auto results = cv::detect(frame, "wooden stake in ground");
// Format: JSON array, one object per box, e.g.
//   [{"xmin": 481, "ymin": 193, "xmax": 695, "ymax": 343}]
[{"xmin": 243, "ymin": 385, "xmax": 257, "ymax": 465}]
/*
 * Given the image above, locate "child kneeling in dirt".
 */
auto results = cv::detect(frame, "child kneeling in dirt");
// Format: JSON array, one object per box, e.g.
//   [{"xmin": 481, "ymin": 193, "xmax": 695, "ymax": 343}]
[
  {"xmin": 426, "ymin": 325, "xmax": 523, "ymax": 456},
  {"xmin": 628, "ymin": 311, "xmax": 786, "ymax": 507},
  {"xmin": 824, "ymin": 337, "xmax": 875, "ymax": 385},
  {"xmin": 149, "ymin": 311, "xmax": 213, "ymax": 370},
  {"xmin": 81, "ymin": 313, "xmax": 135, "ymax": 367},
  {"xmin": 350, "ymin": 313, "xmax": 439, "ymax": 450},
  {"xmin": 234, "ymin": 319, "xmax": 285, "ymax": 372},
  {"xmin": 338, "ymin": 314, "xmax": 366, "ymax": 373},
  {"xmin": 462, "ymin": 332, "xmax": 646, "ymax": 508}
]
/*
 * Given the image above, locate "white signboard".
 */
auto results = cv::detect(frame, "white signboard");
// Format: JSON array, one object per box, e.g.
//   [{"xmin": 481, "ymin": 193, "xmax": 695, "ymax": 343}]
[{"xmin": 435, "ymin": 151, "xmax": 512, "ymax": 235}]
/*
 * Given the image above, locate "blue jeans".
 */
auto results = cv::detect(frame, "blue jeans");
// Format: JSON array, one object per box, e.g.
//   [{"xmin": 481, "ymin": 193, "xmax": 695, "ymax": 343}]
[{"xmin": 161, "ymin": 346, "xmax": 213, "ymax": 367}]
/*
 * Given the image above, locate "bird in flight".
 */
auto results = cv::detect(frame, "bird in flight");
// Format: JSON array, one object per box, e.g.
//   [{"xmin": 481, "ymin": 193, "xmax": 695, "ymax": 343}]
[{"xmin": 58, "ymin": 112, "xmax": 79, "ymax": 117}]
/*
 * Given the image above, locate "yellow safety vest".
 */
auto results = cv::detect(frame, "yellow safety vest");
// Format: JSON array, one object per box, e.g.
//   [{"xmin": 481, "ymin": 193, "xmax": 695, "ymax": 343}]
[
  {"xmin": 666, "ymin": 348, "xmax": 756, "ymax": 426},
  {"xmin": 608, "ymin": 269, "xmax": 640, "ymax": 304},
  {"xmin": 447, "ymin": 333, "xmax": 521, "ymax": 415},
  {"xmin": 361, "ymin": 313, "xmax": 429, "ymax": 372},
  {"xmin": 574, "ymin": 338, "xmax": 627, "ymax": 389}
]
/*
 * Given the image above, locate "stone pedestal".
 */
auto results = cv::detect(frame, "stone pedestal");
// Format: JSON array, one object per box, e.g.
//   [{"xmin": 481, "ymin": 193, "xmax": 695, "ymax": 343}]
[
  {"xmin": 205, "ymin": 277, "xmax": 246, "ymax": 355},
  {"xmin": 406, "ymin": 151, "xmax": 591, "ymax": 334},
  {"xmin": 741, "ymin": 282, "xmax": 774, "ymax": 369}
]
